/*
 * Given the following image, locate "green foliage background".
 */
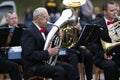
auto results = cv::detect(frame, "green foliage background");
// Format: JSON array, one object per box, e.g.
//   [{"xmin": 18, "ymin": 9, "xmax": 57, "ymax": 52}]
[{"xmin": 0, "ymin": 0, "xmax": 119, "ymax": 23}]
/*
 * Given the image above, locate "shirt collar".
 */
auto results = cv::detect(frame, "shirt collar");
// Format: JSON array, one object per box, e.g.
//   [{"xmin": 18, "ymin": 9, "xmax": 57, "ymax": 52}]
[
  {"xmin": 33, "ymin": 21, "xmax": 41, "ymax": 30},
  {"xmin": 104, "ymin": 17, "xmax": 114, "ymax": 24},
  {"xmin": 9, "ymin": 25, "xmax": 18, "ymax": 28}
]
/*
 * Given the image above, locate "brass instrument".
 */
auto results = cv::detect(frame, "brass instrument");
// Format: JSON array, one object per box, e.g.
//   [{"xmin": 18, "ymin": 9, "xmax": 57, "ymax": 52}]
[
  {"xmin": 44, "ymin": 9, "xmax": 74, "ymax": 66},
  {"xmin": 107, "ymin": 14, "xmax": 120, "ymax": 42},
  {"xmin": 60, "ymin": 0, "xmax": 86, "ymax": 48},
  {"xmin": 44, "ymin": 0, "xmax": 86, "ymax": 66},
  {"xmin": 101, "ymin": 14, "xmax": 120, "ymax": 54},
  {"xmin": 101, "ymin": 39, "xmax": 120, "ymax": 53},
  {"xmin": 60, "ymin": 22, "xmax": 79, "ymax": 49},
  {"xmin": 63, "ymin": 0, "xmax": 86, "ymax": 7},
  {"xmin": 49, "ymin": 35, "xmax": 62, "ymax": 66}
]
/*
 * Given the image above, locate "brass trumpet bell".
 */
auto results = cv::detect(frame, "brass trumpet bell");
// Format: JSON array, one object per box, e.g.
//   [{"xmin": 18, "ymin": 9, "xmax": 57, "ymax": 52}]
[
  {"xmin": 101, "ymin": 39, "xmax": 120, "ymax": 53},
  {"xmin": 63, "ymin": 0, "xmax": 86, "ymax": 7}
]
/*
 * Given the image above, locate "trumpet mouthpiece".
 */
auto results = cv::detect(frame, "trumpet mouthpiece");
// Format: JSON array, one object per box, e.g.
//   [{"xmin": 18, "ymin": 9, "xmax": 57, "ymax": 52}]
[{"xmin": 47, "ymin": 22, "xmax": 53, "ymax": 25}]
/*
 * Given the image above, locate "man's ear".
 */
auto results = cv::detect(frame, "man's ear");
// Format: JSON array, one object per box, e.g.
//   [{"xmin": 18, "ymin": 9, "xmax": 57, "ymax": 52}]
[
  {"xmin": 103, "ymin": 10, "xmax": 106, "ymax": 15},
  {"xmin": 6, "ymin": 18, "xmax": 8, "ymax": 22}
]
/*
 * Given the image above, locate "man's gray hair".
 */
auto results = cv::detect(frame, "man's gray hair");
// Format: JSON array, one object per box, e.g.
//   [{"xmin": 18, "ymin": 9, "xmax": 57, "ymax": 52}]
[{"xmin": 33, "ymin": 7, "xmax": 47, "ymax": 17}]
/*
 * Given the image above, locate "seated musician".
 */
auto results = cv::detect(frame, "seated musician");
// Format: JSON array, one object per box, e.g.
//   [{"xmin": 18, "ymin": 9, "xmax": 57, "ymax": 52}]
[
  {"xmin": 47, "ymin": 1, "xmax": 94, "ymax": 79},
  {"xmin": 21, "ymin": 7, "xmax": 76, "ymax": 80},
  {"xmin": 0, "ymin": 10, "xmax": 26, "ymax": 64},
  {"xmin": 74, "ymin": 23, "xmax": 93, "ymax": 80},
  {"xmin": 61, "ymin": 21, "xmax": 93, "ymax": 80},
  {"xmin": 91, "ymin": 1, "xmax": 120, "ymax": 80},
  {"xmin": 47, "ymin": 11, "xmax": 93, "ymax": 80},
  {"xmin": 0, "ymin": 11, "xmax": 24, "ymax": 80}
]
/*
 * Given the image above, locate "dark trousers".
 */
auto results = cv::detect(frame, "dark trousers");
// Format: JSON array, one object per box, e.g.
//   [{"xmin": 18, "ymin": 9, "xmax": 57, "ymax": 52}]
[
  {"xmin": 77, "ymin": 50, "xmax": 93, "ymax": 80},
  {"xmin": 63, "ymin": 48, "xmax": 93, "ymax": 80},
  {"xmin": 24, "ymin": 63, "xmax": 75, "ymax": 80},
  {"xmin": 65, "ymin": 52, "xmax": 80, "ymax": 79},
  {"xmin": 0, "ymin": 61, "xmax": 22, "ymax": 80},
  {"xmin": 95, "ymin": 59, "xmax": 119, "ymax": 80},
  {"xmin": 58, "ymin": 50, "xmax": 80, "ymax": 80}
]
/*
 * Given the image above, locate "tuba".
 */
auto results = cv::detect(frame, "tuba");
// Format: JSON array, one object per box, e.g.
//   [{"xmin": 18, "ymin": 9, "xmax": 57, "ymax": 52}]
[
  {"xmin": 44, "ymin": 0, "xmax": 86, "ymax": 66},
  {"xmin": 60, "ymin": 23, "xmax": 79, "ymax": 49},
  {"xmin": 101, "ymin": 14, "xmax": 120, "ymax": 54},
  {"xmin": 60, "ymin": 0, "xmax": 86, "ymax": 49}
]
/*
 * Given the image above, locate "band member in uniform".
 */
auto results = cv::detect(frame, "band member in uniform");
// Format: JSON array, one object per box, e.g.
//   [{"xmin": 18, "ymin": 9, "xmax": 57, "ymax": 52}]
[
  {"xmin": 91, "ymin": 1, "xmax": 120, "ymax": 80},
  {"xmin": 0, "ymin": 11, "xmax": 23, "ymax": 80},
  {"xmin": 21, "ymin": 7, "xmax": 76, "ymax": 80},
  {"xmin": 57, "ymin": 1, "xmax": 93, "ymax": 79},
  {"xmin": 0, "ymin": 10, "xmax": 26, "ymax": 64}
]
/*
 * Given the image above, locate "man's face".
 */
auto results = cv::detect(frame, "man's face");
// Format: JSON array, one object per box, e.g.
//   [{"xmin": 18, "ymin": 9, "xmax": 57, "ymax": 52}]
[
  {"xmin": 7, "ymin": 13, "xmax": 18, "ymax": 27},
  {"xmin": 38, "ymin": 12, "xmax": 49, "ymax": 28},
  {"xmin": 104, "ymin": 4, "xmax": 118, "ymax": 20}
]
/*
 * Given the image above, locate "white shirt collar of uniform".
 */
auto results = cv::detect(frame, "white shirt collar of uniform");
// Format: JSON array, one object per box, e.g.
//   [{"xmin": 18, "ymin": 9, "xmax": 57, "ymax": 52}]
[
  {"xmin": 33, "ymin": 21, "xmax": 46, "ymax": 40},
  {"xmin": 104, "ymin": 17, "xmax": 114, "ymax": 25},
  {"xmin": 33, "ymin": 21, "xmax": 41, "ymax": 30},
  {"xmin": 104, "ymin": 17, "xmax": 116, "ymax": 43},
  {"xmin": 9, "ymin": 25, "xmax": 18, "ymax": 28},
  {"xmin": 104, "ymin": 17, "xmax": 110, "ymax": 25}
]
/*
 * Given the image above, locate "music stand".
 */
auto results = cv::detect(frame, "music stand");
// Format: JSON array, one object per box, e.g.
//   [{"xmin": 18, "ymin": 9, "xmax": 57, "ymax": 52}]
[
  {"xmin": 0, "ymin": 27, "xmax": 10, "ymax": 47},
  {"xmin": 77, "ymin": 24, "xmax": 103, "ymax": 46},
  {"xmin": 8, "ymin": 28, "xmax": 24, "ymax": 46},
  {"xmin": 7, "ymin": 28, "xmax": 24, "ymax": 64}
]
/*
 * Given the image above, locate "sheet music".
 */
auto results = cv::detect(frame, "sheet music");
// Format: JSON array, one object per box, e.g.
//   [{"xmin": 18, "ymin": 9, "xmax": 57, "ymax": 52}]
[{"xmin": 8, "ymin": 46, "xmax": 22, "ymax": 52}]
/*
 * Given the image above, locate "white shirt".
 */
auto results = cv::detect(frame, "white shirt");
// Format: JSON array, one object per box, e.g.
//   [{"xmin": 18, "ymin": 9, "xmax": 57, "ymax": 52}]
[
  {"xmin": 104, "ymin": 17, "xmax": 116, "ymax": 42},
  {"xmin": 104, "ymin": 17, "xmax": 116, "ymax": 55},
  {"xmin": 33, "ymin": 21, "xmax": 46, "ymax": 40}
]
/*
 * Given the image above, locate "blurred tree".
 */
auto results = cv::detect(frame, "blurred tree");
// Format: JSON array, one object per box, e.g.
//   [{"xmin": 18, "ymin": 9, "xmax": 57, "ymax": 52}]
[{"xmin": 0, "ymin": 0, "xmax": 119, "ymax": 23}]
